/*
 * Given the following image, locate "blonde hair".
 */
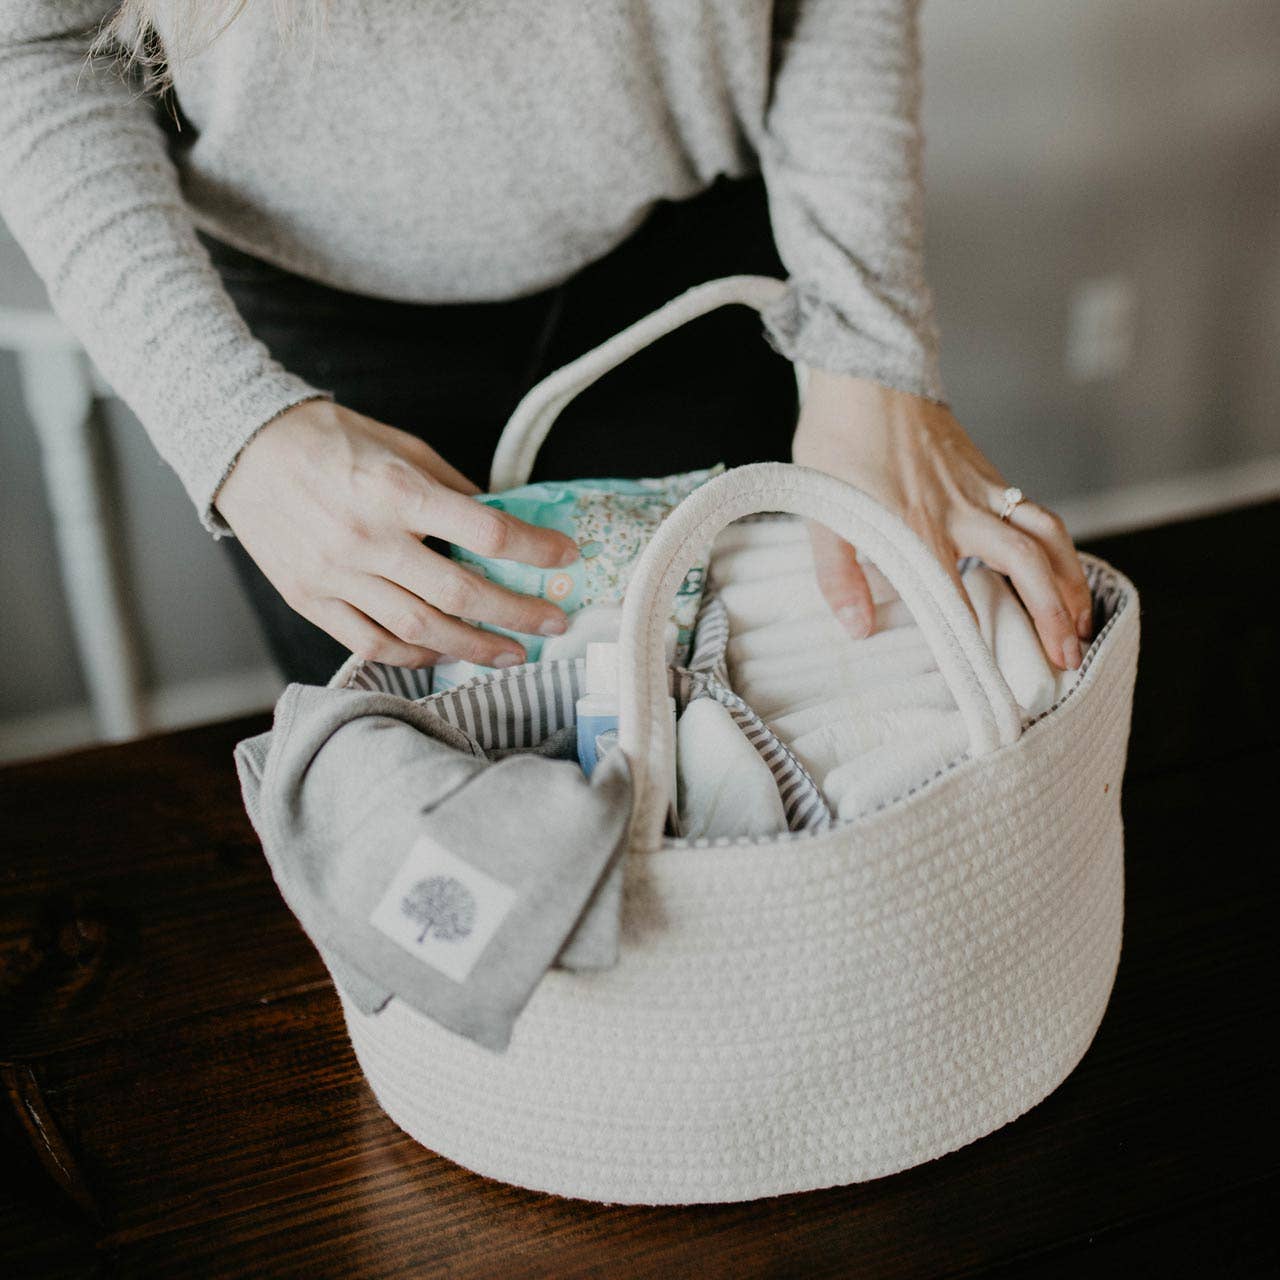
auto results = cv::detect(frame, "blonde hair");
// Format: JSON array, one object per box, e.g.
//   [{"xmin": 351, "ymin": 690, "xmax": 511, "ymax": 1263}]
[{"xmin": 93, "ymin": 1, "xmax": 317, "ymax": 86}]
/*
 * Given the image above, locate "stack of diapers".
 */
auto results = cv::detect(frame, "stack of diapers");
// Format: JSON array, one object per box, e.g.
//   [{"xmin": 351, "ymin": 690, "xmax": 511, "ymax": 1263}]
[
  {"xmin": 709, "ymin": 519, "xmax": 1076, "ymax": 821},
  {"xmin": 234, "ymin": 685, "xmax": 632, "ymax": 1052}
]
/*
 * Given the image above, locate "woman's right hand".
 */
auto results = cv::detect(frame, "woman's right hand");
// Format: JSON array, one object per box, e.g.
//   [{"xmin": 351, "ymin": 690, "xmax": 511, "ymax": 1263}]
[{"xmin": 214, "ymin": 399, "xmax": 577, "ymax": 668}]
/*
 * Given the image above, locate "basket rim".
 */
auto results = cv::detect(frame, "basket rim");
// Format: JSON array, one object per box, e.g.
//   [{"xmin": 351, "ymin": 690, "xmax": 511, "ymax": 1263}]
[{"xmin": 328, "ymin": 551, "xmax": 1138, "ymax": 858}]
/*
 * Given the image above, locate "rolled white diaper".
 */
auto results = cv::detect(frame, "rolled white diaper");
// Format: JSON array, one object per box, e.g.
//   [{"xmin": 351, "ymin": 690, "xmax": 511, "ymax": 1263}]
[
  {"xmin": 963, "ymin": 566, "xmax": 1072, "ymax": 719},
  {"xmin": 676, "ymin": 698, "xmax": 788, "ymax": 840}
]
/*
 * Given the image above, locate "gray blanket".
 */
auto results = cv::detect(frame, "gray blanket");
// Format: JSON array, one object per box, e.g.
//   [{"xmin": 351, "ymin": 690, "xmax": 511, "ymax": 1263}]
[{"xmin": 235, "ymin": 685, "xmax": 632, "ymax": 1052}]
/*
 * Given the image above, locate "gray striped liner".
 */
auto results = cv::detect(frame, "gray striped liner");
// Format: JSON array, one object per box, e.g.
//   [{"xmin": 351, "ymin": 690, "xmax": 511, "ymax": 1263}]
[
  {"xmin": 425, "ymin": 660, "xmax": 584, "ymax": 753},
  {"xmin": 346, "ymin": 662, "xmax": 432, "ymax": 699},
  {"xmin": 339, "ymin": 648, "xmax": 831, "ymax": 834},
  {"xmin": 686, "ymin": 593, "xmax": 731, "ymax": 681}
]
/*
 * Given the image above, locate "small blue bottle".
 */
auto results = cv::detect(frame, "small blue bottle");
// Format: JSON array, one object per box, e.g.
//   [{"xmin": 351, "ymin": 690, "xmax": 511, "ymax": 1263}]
[
  {"xmin": 576, "ymin": 642, "xmax": 679, "ymax": 833},
  {"xmin": 576, "ymin": 643, "xmax": 621, "ymax": 778}
]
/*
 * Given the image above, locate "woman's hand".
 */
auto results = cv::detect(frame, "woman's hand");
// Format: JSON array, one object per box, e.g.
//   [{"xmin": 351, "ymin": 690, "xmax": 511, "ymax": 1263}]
[
  {"xmin": 793, "ymin": 370, "xmax": 1093, "ymax": 670},
  {"xmin": 215, "ymin": 400, "xmax": 577, "ymax": 667}
]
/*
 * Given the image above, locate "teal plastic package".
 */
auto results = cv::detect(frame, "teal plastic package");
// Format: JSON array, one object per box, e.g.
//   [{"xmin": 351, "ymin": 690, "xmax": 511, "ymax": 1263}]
[{"xmin": 432, "ymin": 466, "xmax": 721, "ymax": 690}]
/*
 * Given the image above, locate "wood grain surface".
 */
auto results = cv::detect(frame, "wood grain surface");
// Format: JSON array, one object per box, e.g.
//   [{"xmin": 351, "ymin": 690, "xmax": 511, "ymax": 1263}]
[{"xmin": 2, "ymin": 502, "xmax": 1277, "ymax": 1278}]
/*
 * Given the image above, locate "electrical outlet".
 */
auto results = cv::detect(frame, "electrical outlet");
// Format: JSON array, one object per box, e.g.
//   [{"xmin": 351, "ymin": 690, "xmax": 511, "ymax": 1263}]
[{"xmin": 1066, "ymin": 277, "xmax": 1137, "ymax": 381}]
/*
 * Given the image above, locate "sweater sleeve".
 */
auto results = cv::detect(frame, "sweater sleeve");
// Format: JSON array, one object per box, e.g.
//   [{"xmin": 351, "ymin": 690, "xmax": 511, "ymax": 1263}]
[
  {"xmin": 0, "ymin": 2, "xmax": 326, "ymax": 535},
  {"xmin": 759, "ymin": 0, "xmax": 945, "ymax": 404}
]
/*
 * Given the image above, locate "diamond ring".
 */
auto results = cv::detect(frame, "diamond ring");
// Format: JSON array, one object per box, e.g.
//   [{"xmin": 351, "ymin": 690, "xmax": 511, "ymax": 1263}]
[{"xmin": 998, "ymin": 486, "xmax": 1026, "ymax": 522}]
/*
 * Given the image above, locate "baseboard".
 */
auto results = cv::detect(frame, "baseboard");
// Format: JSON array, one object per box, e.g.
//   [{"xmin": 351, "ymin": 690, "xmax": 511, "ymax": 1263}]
[
  {"xmin": 1055, "ymin": 454, "xmax": 1280, "ymax": 539},
  {"xmin": 0, "ymin": 665, "xmax": 282, "ymax": 765},
  {"xmin": 0, "ymin": 702, "xmax": 99, "ymax": 765},
  {"xmin": 145, "ymin": 665, "xmax": 283, "ymax": 733}
]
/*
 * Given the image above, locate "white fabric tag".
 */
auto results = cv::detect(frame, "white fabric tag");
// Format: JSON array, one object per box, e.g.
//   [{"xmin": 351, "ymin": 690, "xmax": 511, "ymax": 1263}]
[{"xmin": 369, "ymin": 835, "xmax": 517, "ymax": 983}]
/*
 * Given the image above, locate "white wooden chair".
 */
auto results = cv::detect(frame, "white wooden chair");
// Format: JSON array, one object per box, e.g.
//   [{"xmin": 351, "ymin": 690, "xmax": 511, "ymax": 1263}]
[{"xmin": 0, "ymin": 231, "xmax": 145, "ymax": 740}]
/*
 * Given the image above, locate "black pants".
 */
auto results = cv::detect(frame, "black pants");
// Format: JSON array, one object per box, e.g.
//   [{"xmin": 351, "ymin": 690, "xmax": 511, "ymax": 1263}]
[{"xmin": 207, "ymin": 176, "xmax": 798, "ymax": 684}]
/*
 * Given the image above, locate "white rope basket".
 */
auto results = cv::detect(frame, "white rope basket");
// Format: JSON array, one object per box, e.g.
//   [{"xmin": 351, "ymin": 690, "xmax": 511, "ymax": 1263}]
[{"xmin": 330, "ymin": 277, "xmax": 1140, "ymax": 1205}]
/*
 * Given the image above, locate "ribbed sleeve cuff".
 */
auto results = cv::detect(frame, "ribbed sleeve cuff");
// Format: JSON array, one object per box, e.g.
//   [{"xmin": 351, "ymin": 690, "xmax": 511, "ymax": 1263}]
[
  {"xmin": 760, "ymin": 283, "xmax": 948, "ymax": 407},
  {"xmin": 188, "ymin": 374, "xmax": 331, "ymax": 538}
]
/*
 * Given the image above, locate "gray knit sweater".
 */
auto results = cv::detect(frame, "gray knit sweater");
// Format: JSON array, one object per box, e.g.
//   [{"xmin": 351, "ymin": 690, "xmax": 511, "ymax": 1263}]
[{"xmin": 0, "ymin": 1, "xmax": 943, "ymax": 534}]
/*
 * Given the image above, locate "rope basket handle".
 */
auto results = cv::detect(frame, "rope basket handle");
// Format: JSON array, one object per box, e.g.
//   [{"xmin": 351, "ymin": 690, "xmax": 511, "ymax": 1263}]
[
  {"xmin": 618, "ymin": 463, "xmax": 1024, "ymax": 851},
  {"xmin": 488, "ymin": 275, "xmax": 794, "ymax": 491}
]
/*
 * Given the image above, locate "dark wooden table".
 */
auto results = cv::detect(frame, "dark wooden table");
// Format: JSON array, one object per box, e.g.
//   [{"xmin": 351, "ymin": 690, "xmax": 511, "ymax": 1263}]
[{"xmin": 3, "ymin": 502, "xmax": 1278, "ymax": 1279}]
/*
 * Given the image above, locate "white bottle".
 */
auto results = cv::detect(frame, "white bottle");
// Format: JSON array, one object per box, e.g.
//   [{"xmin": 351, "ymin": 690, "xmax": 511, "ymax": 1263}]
[
  {"xmin": 575, "ymin": 642, "xmax": 622, "ymax": 778},
  {"xmin": 575, "ymin": 642, "xmax": 679, "ymax": 834}
]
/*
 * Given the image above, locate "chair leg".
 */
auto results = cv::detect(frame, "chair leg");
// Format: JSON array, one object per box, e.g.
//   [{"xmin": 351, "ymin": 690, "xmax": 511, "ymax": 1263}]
[{"xmin": 19, "ymin": 345, "xmax": 146, "ymax": 742}]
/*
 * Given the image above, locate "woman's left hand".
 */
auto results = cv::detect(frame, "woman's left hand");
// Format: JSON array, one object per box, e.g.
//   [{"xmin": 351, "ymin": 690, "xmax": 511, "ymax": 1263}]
[{"xmin": 793, "ymin": 368, "xmax": 1093, "ymax": 671}]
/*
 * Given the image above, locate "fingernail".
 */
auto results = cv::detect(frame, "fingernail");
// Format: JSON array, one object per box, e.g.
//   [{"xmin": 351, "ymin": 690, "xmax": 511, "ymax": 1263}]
[
  {"xmin": 538, "ymin": 612, "xmax": 568, "ymax": 637},
  {"xmin": 837, "ymin": 604, "xmax": 872, "ymax": 638},
  {"xmin": 558, "ymin": 542, "xmax": 580, "ymax": 568},
  {"xmin": 1062, "ymin": 634, "xmax": 1082, "ymax": 670},
  {"xmin": 493, "ymin": 651, "xmax": 524, "ymax": 669},
  {"xmin": 1076, "ymin": 608, "xmax": 1093, "ymax": 640}
]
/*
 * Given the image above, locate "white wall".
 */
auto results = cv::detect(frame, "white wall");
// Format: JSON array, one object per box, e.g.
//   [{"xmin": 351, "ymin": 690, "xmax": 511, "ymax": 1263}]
[{"xmin": 920, "ymin": 0, "xmax": 1280, "ymax": 497}]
